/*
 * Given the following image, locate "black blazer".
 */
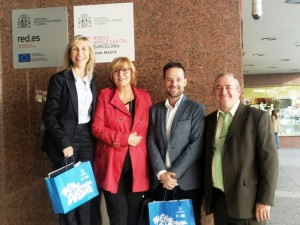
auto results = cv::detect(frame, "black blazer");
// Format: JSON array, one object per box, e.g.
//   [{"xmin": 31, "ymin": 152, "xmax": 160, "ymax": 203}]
[{"xmin": 42, "ymin": 69, "xmax": 97, "ymax": 160}]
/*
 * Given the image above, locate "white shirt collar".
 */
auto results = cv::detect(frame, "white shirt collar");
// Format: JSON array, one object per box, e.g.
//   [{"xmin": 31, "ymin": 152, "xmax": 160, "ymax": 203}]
[
  {"xmin": 165, "ymin": 94, "xmax": 184, "ymax": 109},
  {"xmin": 217, "ymin": 100, "xmax": 240, "ymax": 119},
  {"xmin": 72, "ymin": 68, "xmax": 91, "ymax": 83}
]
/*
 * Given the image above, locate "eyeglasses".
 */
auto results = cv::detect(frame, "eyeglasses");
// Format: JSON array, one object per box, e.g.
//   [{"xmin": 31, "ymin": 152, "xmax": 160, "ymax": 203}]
[{"xmin": 112, "ymin": 68, "xmax": 131, "ymax": 75}]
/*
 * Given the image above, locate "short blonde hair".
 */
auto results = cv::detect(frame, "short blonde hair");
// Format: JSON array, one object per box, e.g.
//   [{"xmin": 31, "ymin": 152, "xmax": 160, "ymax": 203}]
[
  {"xmin": 62, "ymin": 35, "xmax": 95, "ymax": 77},
  {"xmin": 108, "ymin": 57, "xmax": 137, "ymax": 87}
]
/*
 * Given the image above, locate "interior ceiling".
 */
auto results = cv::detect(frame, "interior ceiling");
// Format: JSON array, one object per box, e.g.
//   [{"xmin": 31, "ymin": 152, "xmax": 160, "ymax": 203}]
[{"xmin": 242, "ymin": 0, "xmax": 300, "ymax": 75}]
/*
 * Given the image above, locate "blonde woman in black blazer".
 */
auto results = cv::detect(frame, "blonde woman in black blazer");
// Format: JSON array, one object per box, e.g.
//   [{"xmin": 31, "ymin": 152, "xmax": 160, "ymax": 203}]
[{"xmin": 43, "ymin": 35, "xmax": 101, "ymax": 225}]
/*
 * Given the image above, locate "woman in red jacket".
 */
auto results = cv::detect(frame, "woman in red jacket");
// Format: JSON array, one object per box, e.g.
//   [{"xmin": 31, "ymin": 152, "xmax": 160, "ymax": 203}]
[{"xmin": 92, "ymin": 57, "xmax": 152, "ymax": 225}]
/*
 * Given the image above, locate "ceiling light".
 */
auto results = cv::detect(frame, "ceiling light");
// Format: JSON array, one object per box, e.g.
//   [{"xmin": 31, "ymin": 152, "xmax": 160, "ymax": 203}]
[
  {"xmin": 261, "ymin": 37, "xmax": 277, "ymax": 41},
  {"xmin": 269, "ymin": 67, "xmax": 278, "ymax": 69},
  {"xmin": 285, "ymin": 0, "xmax": 300, "ymax": 4},
  {"xmin": 280, "ymin": 59, "xmax": 290, "ymax": 61},
  {"xmin": 252, "ymin": 54, "xmax": 264, "ymax": 56}
]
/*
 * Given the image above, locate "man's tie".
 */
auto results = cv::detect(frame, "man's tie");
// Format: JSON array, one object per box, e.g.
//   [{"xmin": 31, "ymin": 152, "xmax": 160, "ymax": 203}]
[{"xmin": 215, "ymin": 112, "xmax": 231, "ymax": 191}]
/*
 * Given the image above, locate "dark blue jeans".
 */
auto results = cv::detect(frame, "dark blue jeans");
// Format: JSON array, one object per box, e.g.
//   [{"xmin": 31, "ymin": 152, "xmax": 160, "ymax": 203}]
[{"xmin": 275, "ymin": 132, "xmax": 279, "ymax": 149}]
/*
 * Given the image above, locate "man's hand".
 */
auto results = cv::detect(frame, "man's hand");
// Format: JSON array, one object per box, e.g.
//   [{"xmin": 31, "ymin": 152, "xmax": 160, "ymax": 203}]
[
  {"xmin": 159, "ymin": 171, "xmax": 178, "ymax": 190},
  {"xmin": 255, "ymin": 203, "xmax": 271, "ymax": 222}
]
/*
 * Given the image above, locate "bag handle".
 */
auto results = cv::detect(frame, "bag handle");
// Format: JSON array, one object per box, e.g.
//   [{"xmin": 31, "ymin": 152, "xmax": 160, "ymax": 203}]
[
  {"xmin": 163, "ymin": 189, "xmax": 178, "ymax": 201},
  {"xmin": 63, "ymin": 156, "xmax": 75, "ymax": 167}
]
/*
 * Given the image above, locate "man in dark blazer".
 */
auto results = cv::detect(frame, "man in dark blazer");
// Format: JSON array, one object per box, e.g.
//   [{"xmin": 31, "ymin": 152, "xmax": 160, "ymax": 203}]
[
  {"xmin": 147, "ymin": 61, "xmax": 205, "ymax": 225},
  {"xmin": 204, "ymin": 72, "xmax": 279, "ymax": 225}
]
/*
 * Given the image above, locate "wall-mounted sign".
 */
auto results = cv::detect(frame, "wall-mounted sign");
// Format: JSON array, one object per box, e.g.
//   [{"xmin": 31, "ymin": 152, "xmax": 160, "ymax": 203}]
[
  {"xmin": 74, "ymin": 3, "xmax": 135, "ymax": 63},
  {"xmin": 12, "ymin": 7, "xmax": 68, "ymax": 69}
]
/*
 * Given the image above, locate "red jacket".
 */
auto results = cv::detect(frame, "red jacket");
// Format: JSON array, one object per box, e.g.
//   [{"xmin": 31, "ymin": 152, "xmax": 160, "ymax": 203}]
[{"xmin": 92, "ymin": 86, "xmax": 152, "ymax": 193}]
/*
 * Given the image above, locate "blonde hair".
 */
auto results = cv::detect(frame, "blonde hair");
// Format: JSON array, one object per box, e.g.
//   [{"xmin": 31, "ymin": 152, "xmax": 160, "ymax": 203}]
[
  {"xmin": 108, "ymin": 57, "xmax": 137, "ymax": 87},
  {"xmin": 62, "ymin": 35, "xmax": 95, "ymax": 77}
]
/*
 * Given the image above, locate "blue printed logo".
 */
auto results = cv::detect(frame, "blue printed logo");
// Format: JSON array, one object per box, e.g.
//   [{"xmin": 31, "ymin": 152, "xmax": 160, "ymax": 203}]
[{"xmin": 18, "ymin": 54, "xmax": 31, "ymax": 62}]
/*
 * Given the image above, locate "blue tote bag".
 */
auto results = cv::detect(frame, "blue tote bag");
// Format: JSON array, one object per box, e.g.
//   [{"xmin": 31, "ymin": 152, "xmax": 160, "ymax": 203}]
[
  {"xmin": 148, "ymin": 199, "xmax": 195, "ymax": 225},
  {"xmin": 45, "ymin": 161, "xmax": 99, "ymax": 214}
]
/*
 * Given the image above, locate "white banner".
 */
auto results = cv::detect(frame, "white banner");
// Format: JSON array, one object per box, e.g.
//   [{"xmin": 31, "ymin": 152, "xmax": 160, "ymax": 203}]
[
  {"xmin": 12, "ymin": 7, "xmax": 68, "ymax": 69},
  {"xmin": 74, "ymin": 3, "xmax": 135, "ymax": 63}
]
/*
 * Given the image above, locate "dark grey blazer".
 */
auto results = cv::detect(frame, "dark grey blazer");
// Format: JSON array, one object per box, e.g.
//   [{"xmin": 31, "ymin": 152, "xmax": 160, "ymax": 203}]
[
  {"xmin": 204, "ymin": 102, "xmax": 279, "ymax": 219},
  {"xmin": 147, "ymin": 95, "xmax": 205, "ymax": 190},
  {"xmin": 42, "ymin": 69, "xmax": 97, "ymax": 160}
]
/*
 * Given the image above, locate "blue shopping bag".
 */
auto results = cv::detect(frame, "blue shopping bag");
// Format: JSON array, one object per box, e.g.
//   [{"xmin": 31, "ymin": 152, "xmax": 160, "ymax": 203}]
[
  {"xmin": 45, "ymin": 161, "xmax": 99, "ymax": 214},
  {"xmin": 148, "ymin": 199, "xmax": 195, "ymax": 225}
]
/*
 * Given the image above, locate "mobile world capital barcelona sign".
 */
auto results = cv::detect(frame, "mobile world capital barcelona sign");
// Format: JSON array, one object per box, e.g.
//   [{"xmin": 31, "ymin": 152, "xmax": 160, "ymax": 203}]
[
  {"xmin": 12, "ymin": 7, "xmax": 68, "ymax": 69},
  {"xmin": 74, "ymin": 2, "xmax": 135, "ymax": 63}
]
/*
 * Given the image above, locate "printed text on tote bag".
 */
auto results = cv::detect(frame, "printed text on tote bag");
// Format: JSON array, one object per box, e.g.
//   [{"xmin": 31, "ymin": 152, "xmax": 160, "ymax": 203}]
[{"xmin": 61, "ymin": 168, "xmax": 94, "ymax": 205}]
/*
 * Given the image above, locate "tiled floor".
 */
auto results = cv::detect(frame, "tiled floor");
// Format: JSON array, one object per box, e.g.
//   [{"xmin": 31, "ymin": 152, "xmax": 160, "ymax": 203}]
[{"xmin": 268, "ymin": 148, "xmax": 300, "ymax": 225}]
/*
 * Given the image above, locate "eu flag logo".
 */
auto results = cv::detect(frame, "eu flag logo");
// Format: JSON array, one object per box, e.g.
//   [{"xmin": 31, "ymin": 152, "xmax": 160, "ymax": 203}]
[{"xmin": 18, "ymin": 54, "xmax": 31, "ymax": 62}]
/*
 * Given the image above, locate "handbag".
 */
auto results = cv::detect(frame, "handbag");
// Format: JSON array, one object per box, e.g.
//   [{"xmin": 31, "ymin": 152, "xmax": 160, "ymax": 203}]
[
  {"xmin": 45, "ymin": 161, "xmax": 99, "ymax": 214},
  {"xmin": 137, "ymin": 192, "xmax": 153, "ymax": 225},
  {"xmin": 148, "ymin": 199, "xmax": 196, "ymax": 225}
]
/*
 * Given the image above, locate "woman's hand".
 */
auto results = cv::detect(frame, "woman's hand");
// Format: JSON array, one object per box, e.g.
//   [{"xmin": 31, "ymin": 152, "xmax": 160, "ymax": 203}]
[
  {"xmin": 63, "ymin": 146, "xmax": 74, "ymax": 158},
  {"xmin": 128, "ymin": 132, "xmax": 142, "ymax": 146}
]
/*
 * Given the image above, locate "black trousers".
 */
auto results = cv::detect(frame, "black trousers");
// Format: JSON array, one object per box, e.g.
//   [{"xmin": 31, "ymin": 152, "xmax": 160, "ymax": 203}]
[
  {"xmin": 103, "ymin": 151, "xmax": 146, "ymax": 225},
  {"xmin": 52, "ymin": 123, "xmax": 101, "ymax": 225},
  {"xmin": 152, "ymin": 184, "xmax": 203, "ymax": 225},
  {"xmin": 211, "ymin": 188, "xmax": 265, "ymax": 225}
]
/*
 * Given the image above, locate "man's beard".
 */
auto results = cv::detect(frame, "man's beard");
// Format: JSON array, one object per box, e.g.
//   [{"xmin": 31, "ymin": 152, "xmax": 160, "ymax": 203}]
[{"xmin": 166, "ymin": 89, "xmax": 183, "ymax": 98}]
